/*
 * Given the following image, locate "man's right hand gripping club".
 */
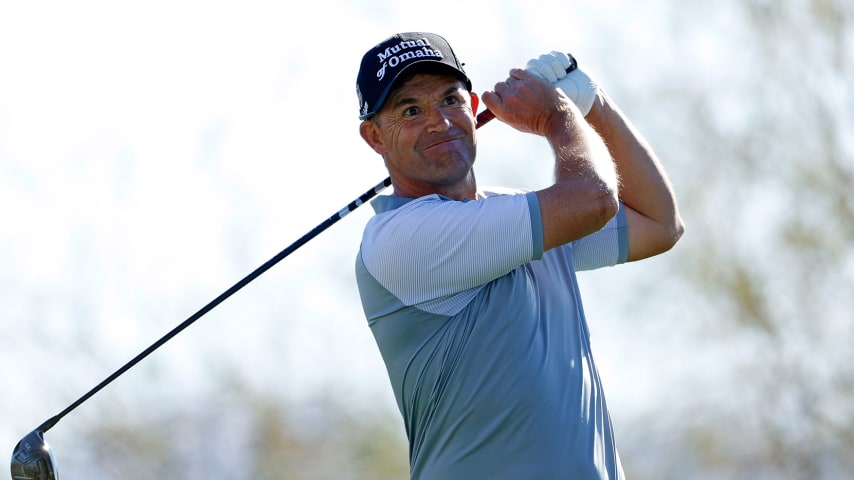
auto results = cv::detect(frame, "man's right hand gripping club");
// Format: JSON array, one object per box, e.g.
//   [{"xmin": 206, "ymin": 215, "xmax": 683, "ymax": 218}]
[
  {"xmin": 479, "ymin": 67, "xmax": 583, "ymax": 136},
  {"xmin": 480, "ymin": 65, "xmax": 620, "ymax": 251}
]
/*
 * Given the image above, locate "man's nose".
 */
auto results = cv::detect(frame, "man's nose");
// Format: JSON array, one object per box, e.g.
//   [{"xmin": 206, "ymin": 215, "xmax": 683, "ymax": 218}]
[{"xmin": 425, "ymin": 106, "xmax": 451, "ymax": 132}]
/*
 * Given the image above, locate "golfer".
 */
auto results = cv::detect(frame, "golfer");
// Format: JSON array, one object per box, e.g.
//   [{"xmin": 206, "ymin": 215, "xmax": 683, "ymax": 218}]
[{"xmin": 354, "ymin": 32, "xmax": 684, "ymax": 479}]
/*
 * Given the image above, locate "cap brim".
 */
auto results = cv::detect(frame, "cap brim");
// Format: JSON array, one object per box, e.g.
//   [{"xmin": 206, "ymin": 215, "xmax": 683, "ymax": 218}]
[{"xmin": 360, "ymin": 61, "xmax": 472, "ymax": 120}]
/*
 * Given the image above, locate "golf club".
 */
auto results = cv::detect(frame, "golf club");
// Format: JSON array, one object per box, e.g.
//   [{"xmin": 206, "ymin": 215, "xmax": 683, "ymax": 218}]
[{"xmin": 9, "ymin": 102, "xmax": 510, "ymax": 479}]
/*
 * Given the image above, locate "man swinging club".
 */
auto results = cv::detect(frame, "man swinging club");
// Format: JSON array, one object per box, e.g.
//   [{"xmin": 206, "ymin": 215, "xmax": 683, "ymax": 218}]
[{"xmin": 354, "ymin": 31, "xmax": 684, "ymax": 479}]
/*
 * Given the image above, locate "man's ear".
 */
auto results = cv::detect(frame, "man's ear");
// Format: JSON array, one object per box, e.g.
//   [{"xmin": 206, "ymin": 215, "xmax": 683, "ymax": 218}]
[
  {"xmin": 359, "ymin": 120, "xmax": 387, "ymax": 156},
  {"xmin": 470, "ymin": 91, "xmax": 480, "ymax": 116}
]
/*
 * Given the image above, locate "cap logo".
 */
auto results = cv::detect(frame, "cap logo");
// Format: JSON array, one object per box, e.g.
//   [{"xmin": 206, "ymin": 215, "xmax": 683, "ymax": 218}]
[
  {"xmin": 375, "ymin": 37, "xmax": 443, "ymax": 82},
  {"xmin": 358, "ymin": 32, "xmax": 471, "ymax": 119}
]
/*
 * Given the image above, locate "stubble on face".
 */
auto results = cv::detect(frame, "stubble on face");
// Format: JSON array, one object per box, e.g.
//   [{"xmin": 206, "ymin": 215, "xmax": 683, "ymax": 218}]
[{"xmin": 373, "ymin": 73, "xmax": 478, "ymax": 200}]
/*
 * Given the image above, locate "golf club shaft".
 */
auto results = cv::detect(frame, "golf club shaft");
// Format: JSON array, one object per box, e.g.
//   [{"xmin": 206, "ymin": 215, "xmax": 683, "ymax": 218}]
[
  {"xmin": 37, "ymin": 176, "xmax": 391, "ymax": 433},
  {"xmin": 35, "ymin": 108, "xmax": 500, "ymax": 434}
]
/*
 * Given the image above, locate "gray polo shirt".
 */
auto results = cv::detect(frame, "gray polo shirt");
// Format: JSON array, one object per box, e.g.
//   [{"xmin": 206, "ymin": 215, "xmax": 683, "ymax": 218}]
[{"xmin": 355, "ymin": 188, "xmax": 628, "ymax": 479}]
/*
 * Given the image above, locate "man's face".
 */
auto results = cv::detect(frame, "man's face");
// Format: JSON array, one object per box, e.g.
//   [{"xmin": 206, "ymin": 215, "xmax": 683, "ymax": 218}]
[{"xmin": 360, "ymin": 72, "xmax": 478, "ymax": 200}]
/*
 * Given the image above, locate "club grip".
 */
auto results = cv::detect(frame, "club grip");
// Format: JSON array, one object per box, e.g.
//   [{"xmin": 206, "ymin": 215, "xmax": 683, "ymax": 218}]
[{"xmin": 475, "ymin": 109, "xmax": 496, "ymax": 127}]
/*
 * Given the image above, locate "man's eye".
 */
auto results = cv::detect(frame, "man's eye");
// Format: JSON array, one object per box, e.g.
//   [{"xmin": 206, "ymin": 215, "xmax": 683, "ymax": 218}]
[
  {"xmin": 404, "ymin": 106, "xmax": 420, "ymax": 117},
  {"xmin": 444, "ymin": 96, "xmax": 460, "ymax": 106}
]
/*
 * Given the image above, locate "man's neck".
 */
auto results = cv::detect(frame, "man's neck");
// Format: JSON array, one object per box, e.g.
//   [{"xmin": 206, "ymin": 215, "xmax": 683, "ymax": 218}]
[{"xmin": 389, "ymin": 174, "xmax": 478, "ymax": 201}]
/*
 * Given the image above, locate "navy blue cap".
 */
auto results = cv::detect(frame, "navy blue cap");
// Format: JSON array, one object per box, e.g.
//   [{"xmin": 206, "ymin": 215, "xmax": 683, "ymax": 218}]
[{"xmin": 357, "ymin": 32, "xmax": 472, "ymax": 120}]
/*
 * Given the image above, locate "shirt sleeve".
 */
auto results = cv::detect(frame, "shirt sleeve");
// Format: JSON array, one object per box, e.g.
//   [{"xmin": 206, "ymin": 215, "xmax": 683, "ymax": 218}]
[
  {"xmin": 360, "ymin": 192, "xmax": 538, "ymax": 310},
  {"xmin": 570, "ymin": 202, "xmax": 630, "ymax": 271}
]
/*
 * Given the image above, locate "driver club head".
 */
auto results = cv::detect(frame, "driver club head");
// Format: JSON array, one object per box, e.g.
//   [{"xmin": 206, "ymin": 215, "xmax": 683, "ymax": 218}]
[{"xmin": 10, "ymin": 429, "xmax": 58, "ymax": 480}]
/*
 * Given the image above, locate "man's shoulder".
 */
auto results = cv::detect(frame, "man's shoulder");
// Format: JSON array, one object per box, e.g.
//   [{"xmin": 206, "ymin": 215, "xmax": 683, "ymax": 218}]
[
  {"xmin": 370, "ymin": 193, "xmax": 447, "ymax": 215},
  {"xmin": 370, "ymin": 187, "xmax": 530, "ymax": 215}
]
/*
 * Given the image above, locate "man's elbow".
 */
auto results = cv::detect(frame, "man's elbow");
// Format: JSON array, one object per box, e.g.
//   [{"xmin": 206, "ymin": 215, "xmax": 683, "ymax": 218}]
[
  {"xmin": 581, "ymin": 183, "xmax": 620, "ymax": 234},
  {"xmin": 667, "ymin": 213, "xmax": 686, "ymax": 249},
  {"xmin": 674, "ymin": 214, "xmax": 686, "ymax": 239},
  {"xmin": 599, "ymin": 189, "xmax": 621, "ymax": 229},
  {"xmin": 652, "ymin": 213, "xmax": 686, "ymax": 255},
  {"xmin": 569, "ymin": 180, "xmax": 620, "ymax": 233},
  {"xmin": 626, "ymin": 210, "xmax": 685, "ymax": 262}
]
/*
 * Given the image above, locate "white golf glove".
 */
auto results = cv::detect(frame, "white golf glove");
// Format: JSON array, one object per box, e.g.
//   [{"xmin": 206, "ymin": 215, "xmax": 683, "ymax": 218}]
[{"xmin": 526, "ymin": 51, "xmax": 598, "ymax": 116}]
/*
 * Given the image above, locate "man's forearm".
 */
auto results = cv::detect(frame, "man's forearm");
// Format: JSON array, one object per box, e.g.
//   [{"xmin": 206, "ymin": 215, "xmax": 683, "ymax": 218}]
[
  {"xmin": 586, "ymin": 90, "xmax": 684, "ymax": 241},
  {"xmin": 536, "ymin": 101, "xmax": 620, "ymax": 251},
  {"xmin": 582, "ymin": 89, "xmax": 684, "ymax": 260}
]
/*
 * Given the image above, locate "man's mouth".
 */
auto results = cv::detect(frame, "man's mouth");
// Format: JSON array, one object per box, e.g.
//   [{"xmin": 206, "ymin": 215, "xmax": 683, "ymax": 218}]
[{"xmin": 422, "ymin": 135, "xmax": 462, "ymax": 151}]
